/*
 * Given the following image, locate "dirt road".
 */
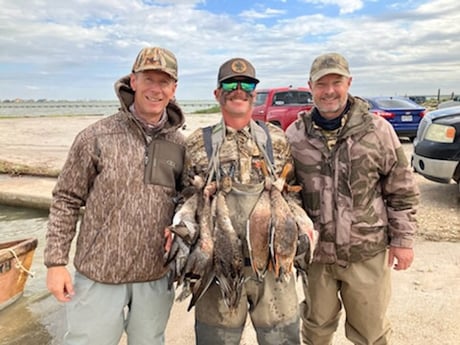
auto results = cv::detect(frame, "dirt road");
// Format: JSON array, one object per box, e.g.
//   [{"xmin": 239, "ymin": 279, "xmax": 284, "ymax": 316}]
[{"xmin": 0, "ymin": 115, "xmax": 459, "ymax": 344}]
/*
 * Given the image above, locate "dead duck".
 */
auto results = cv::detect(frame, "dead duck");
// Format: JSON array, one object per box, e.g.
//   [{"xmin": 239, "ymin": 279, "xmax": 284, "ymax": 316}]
[
  {"xmin": 269, "ymin": 186, "xmax": 298, "ymax": 282},
  {"xmin": 246, "ymin": 189, "xmax": 271, "ymax": 280},
  {"xmin": 269, "ymin": 162, "xmax": 299, "ymax": 282},
  {"xmin": 164, "ymin": 176, "xmax": 206, "ymax": 289},
  {"xmin": 167, "ymin": 175, "xmax": 206, "ymax": 247},
  {"xmin": 213, "ymin": 175, "xmax": 244, "ymax": 310},
  {"xmin": 178, "ymin": 184, "xmax": 215, "ymax": 310}
]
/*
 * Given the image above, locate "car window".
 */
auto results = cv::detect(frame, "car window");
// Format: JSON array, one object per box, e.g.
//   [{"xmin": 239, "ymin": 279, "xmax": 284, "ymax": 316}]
[
  {"xmin": 272, "ymin": 91, "xmax": 312, "ymax": 106},
  {"xmin": 254, "ymin": 92, "xmax": 268, "ymax": 106},
  {"xmin": 374, "ymin": 99, "xmax": 419, "ymax": 109}
]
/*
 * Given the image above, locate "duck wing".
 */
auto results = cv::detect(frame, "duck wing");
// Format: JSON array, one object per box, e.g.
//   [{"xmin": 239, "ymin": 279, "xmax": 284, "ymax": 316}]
[
  {"xmin": 167, "ymin": 236, "xmax": 191, "ymax": 289},
  {"xmin": 288, "ymin": 200, "xmax": 318, "ymax": 268}
]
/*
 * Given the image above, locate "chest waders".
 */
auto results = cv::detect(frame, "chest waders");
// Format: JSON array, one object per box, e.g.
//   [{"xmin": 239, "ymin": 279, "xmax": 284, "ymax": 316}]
[
  {"xmin": 203, "ymin": 120, "xmax": 276, "ymax": 260},
  {"xmin": 194, "ymin": 120, "xmax": 301, "ymax": 345}
]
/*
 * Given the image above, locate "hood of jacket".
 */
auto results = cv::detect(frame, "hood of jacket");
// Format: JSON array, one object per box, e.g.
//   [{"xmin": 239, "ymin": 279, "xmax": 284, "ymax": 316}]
[{"xmin": 114, "ymin": 74, "xmax": 185, "ymax": 132}]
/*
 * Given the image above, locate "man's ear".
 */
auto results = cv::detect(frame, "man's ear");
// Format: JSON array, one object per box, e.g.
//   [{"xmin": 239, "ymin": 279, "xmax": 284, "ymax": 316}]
[{"xmin": 130, "ymin": 73, "xmax": 137, "ymax": 91}]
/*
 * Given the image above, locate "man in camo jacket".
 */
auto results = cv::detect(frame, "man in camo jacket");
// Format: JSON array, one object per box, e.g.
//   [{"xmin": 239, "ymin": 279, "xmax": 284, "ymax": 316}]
[
  {"xmin": 182, "ymin": 57, "xmax": 302, "ymax": 345},
  {"xmin": 44, "ymin": 46, "xmax": 185, "ymax": 345},
  {"xmin": 286, "ymin": 52, "xmax": 419, "ymax": 345}
]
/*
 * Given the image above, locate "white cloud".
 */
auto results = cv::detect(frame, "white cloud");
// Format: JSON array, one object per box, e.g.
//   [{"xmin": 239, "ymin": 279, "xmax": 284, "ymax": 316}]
[
  {"xmin": 240, "ymin": 8, "xmax": 287, "ymax": 20},
  {"xmin": 299, "ymin": 0, "xmax": 364, "ymax": 15},
  {"xmin": 0, "ymin": 0, "xmax": 459, "ymax": 100}
]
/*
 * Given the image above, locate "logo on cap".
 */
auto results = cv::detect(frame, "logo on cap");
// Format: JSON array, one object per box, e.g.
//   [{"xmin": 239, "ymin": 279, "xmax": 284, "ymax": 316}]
[
  {"xmin": 231, "ymin": 60, "xmax": 247, "ymax": 74},
  {"xmin": 145, "ymin": 56, "xmax": 161, "ymax": 66},
  {"xmin": 217, "ymin": 57, "xmax": 259, "ymax": 84}
]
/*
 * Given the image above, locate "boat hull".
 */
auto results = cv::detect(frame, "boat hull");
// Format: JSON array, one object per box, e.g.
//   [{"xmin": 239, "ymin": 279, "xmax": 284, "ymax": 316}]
[{"xmin": 0, "ymin": 238, "xmax": 38, "ymax": 311}]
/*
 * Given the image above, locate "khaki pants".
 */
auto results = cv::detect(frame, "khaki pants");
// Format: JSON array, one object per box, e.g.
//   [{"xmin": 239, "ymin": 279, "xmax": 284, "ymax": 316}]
[{"xmin": 302, "ymin": 251, "xmax": 391, "ymax": 345}]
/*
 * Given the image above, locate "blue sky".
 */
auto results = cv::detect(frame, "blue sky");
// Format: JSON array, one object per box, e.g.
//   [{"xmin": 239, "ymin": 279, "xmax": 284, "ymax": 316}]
[{"xmin": 0, "ymin": 0, "xmax": 459, "ymax": 101}]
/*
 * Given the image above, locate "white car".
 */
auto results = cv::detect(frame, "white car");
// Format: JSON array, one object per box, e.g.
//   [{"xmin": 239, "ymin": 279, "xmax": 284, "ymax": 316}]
[{"xmin": 412, "ymin": 105, "xmax": 460, "ymax": 192}]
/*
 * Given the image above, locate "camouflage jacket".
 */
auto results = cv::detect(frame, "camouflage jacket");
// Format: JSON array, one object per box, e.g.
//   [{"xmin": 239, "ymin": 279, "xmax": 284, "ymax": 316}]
[
  {"xmin": 183, "ymin": 120, "xmax": 293, "ymax": 187},
  {"xmin": 286, "ymin": 95, "xmax": 419, "ymax": 266},
  {"xmin": 44, "ymin": 75, "xmax": 186, "ymax": 283}
]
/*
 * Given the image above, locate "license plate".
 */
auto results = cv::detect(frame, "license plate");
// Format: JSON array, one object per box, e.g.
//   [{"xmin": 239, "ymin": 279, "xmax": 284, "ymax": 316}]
[{"xmin": 401, "ymin": 115, "xmax": 413, "ymax": 122}]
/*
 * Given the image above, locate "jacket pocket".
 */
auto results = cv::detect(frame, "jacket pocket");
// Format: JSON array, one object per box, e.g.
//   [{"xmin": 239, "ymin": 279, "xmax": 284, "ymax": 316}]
[{"xmin": 144, "ymin": 139, "xmax": 185, "ymax": 188}]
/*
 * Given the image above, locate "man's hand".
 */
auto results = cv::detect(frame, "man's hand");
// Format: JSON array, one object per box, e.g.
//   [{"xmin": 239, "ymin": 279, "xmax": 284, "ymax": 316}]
[
  {"xmin": 46, "ymin": 266, "xmax": 74, "ymax": 302},
  {"xmin": 164, "ymin": 227, "xmax": 174, "ymax": 254},
  {"xmin": 388, "ymin": 246, "xmax": 414, "ymax": 271}
]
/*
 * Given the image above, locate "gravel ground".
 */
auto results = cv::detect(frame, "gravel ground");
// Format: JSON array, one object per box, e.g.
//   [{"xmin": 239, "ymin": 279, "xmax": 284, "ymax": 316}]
[{"xmin": 0, "ymin": 115, "xmax": 459, "ymax": 344}]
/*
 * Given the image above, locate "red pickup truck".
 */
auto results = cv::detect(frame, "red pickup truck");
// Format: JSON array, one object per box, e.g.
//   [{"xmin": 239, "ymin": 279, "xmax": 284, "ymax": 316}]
[{"xmin": 252, "ymin": 87, "xmax": 313, "ymax": 131}]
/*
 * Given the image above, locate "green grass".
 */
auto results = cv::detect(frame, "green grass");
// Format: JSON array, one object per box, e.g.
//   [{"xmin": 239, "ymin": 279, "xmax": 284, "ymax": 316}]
[{"xmin": 192, "ymin": 105, "xmax": 221, "ymax": 114}]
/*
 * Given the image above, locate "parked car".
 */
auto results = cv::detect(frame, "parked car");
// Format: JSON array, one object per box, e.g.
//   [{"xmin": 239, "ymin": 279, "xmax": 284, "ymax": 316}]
[
  {"xmin": 364, "ymin": 96, "xmax": 426, "ymax": 141},
  {"xmin": 252, "ymin": 87, "xmax": 313, "ymax": 131},
  {"xmin": 412, "ymin": 105, "xmax": 460, "ymax": 191}
]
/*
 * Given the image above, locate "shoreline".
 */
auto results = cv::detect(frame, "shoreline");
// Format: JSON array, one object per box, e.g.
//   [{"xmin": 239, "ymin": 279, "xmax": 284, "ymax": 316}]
[{"xmin": 0, "ymin": 113, "xmax": 222, "ymax": 177}]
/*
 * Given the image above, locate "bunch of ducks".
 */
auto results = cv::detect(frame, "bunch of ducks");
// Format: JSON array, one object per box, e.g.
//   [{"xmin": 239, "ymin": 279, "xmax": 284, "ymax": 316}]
[{"xmin": 165, "ymin": 162, "xmax": 318, "ymax": 311}]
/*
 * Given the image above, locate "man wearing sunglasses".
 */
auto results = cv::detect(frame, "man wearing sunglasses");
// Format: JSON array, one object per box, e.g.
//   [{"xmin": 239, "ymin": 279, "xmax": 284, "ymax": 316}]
[{"xmin": 178, "ymin": 58, "xmax": 302, "ymax": 344}]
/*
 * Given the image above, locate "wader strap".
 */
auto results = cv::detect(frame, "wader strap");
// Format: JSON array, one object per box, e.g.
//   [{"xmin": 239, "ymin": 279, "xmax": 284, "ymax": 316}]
[
  {"xmin": 249, "ymin": 120, "xmax": 276, "ymax": 179},
  {"xmin": 202, "ymin": 120, "xmax": 277, "ymax": 184},
  {"xmin": 203, "ymin": 120, "xmax": 225, "ymax": 186},
  {"xmin": 250, "ymin": 120, "xmax": 274, "ymax": 165}
]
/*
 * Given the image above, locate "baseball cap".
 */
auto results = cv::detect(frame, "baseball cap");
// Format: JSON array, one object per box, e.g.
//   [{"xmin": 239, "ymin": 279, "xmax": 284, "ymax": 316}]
[
  {"xmin": 132, "ymin": 47, "xmax": 178, "ymax": 81},
  {"xmin": 310, "ymin": 53, "xmax": 350, "ymax": 82},
  {"xmin": 217, "ymin": 58, "xmax": 259, "ymax": 84}
]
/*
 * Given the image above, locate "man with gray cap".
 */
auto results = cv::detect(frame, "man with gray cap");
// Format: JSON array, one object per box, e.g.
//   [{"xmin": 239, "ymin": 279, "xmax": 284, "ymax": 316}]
[
  {"xmin": 172, "ymin": 57, "xmax": 305, "ymax": 344},
  {"xmin": 286, "ymin": 53, "xmax": 419, "ymax": 344},
  {"xmin": 44, "ymin": 46, "xmax": 186, "ymax": 345}
]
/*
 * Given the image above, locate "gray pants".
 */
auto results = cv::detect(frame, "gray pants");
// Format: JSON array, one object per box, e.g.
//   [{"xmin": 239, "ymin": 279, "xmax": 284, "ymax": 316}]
[
  {"xmin": 64, "ymin": 271, "xmax": 174, "ymax": 345},
  {"xmin": 195, "ymin": 268, "xmax": 300, "ymax": 345}
]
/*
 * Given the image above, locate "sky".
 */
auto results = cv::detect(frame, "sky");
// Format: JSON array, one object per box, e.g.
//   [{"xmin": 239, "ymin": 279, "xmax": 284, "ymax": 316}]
[{"xmin": 1, "ymin": 0, "xmax": 459, "ymax": 101}]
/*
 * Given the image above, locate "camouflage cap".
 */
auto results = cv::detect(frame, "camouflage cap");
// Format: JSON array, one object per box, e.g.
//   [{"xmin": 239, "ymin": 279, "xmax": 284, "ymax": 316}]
[
  {"xmin": 132, "ymin": 47, "xmax": 178, "ymax": 80},
  {"xmin": 217, "ymin": 57, "xmax": 259, "ymax": 84},
  {"xmin": 309, "ymin": 52, "xmax": 350, "ymax": 82}
]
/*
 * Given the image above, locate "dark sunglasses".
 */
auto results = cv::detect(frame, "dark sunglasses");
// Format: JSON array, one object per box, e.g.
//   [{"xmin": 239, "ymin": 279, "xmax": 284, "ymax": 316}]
[{"xmin": 220, "ymin": 80, "xmax": 257, "ymax": 92}]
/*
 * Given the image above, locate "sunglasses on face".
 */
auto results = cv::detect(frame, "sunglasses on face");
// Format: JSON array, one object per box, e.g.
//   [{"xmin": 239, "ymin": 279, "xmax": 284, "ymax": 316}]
[{"xmin": 220, "ymin": 80, "xmax": 257, "ymax": 92}]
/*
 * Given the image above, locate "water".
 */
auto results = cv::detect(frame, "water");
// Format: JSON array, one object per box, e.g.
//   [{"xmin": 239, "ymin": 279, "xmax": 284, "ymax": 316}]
[
  {"xmin": 0, "ymin": 101, "xmax": 219, "ymax": 344},
  {"xmin": 0, "ymin": 205, "xmax": 66, "ymax": 345},
  {"xmin": 0, "ymin": 100, "xmax": 217, "ymax": 117}
]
